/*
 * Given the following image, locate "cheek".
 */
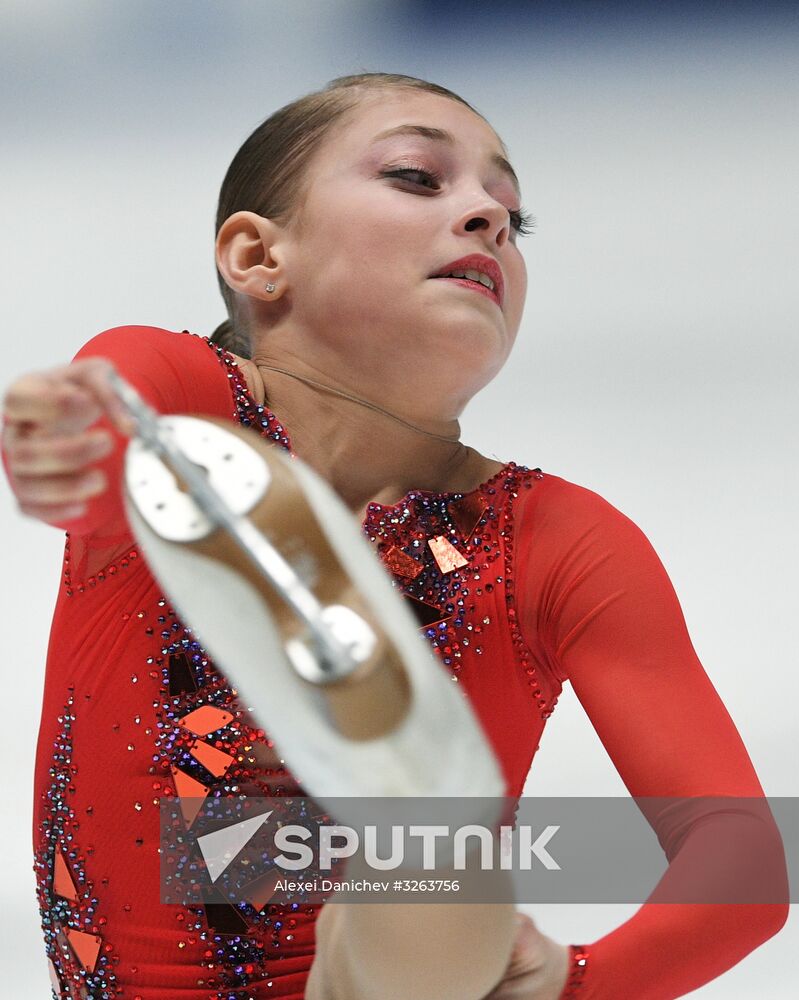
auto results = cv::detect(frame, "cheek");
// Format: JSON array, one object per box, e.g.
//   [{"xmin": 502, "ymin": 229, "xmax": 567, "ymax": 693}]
[
  {"xmin": 508, "ymin": 260, "xmax": 528, "ymax": 327},
  {"xmin": 292, "ymin": 228, "xmax": 411, "ymax": 337},
  {"xmin": 305, "ymin": 225, "xmax": 423, "ymax": 322},
  {"xmin": 303, "ymin": 193, "xmax": 415, "ymax": 283}
]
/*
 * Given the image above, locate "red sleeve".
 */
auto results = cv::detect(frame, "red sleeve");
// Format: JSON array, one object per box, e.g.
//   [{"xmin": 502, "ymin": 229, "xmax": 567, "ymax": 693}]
[
  {"xmin": 59, "ymin": 325, "xmax": 233, "ymax": 541},
  {"xmin": 514, "ymin": 474, "xmax": 789, "ymax": 999}
]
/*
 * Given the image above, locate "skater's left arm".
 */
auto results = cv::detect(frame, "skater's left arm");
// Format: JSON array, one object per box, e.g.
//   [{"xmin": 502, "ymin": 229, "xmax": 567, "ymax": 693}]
[{"xmin": 515, "ymin": 476, "xmax": 789, "ymax": 999}]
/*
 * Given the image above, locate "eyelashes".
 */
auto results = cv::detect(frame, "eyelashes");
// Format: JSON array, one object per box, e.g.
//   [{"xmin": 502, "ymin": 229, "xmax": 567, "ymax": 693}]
[
  {"xmin": 509, "ymin": 206, "xmax": 536, "ymax": 237},
  {"xmin": 381, "ymin": 165, "xmax": 444, "ymax": 188},
  {"xmin": 381, "ymin": 165, "xmax": 535, "ymax": 237}
]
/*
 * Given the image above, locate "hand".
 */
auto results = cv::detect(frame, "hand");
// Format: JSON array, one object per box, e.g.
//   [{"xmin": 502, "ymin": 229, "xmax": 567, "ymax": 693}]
[
  {"xmin": 483, "ymin": 912, "xmax": 570, "ymax": 1000},
  {"xmin": 1, "ymin": 357, "xmax": 134, "ymax": 526}
]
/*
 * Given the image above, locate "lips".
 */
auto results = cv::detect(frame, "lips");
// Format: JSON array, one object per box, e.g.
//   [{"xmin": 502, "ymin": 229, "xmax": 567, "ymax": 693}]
[{"xmin": 429, "ymin": 253, "xmax": 504, "ymax": 308}]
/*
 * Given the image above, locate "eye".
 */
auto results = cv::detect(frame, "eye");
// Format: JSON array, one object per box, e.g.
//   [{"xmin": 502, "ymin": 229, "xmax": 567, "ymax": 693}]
[
  {"xmin": 381, "ymin": 165, "xmax": 442, "ymax": 189},
  {"xmin": 382, "ymin": 165, "xmax": 536, "ymax": 238}
]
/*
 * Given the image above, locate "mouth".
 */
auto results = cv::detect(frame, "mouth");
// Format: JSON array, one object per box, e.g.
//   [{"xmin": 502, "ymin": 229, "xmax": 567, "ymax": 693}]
[
  {"xmin": 431, "ymin": 274, "xmax": 500, "ymax": 307},
  {"xmin": 429, "ymin": 254, "xmax": 504, "ymax": 308}
]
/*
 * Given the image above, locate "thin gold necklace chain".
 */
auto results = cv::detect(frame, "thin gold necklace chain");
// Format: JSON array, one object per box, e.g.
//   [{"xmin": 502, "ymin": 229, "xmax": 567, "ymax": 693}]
[{"xmin": 256, "ymin": 364, "xmax": 462, "ymax": 444}]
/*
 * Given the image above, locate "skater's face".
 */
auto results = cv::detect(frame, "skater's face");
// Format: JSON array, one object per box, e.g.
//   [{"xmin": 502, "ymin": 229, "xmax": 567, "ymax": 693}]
[{"xmin": 277, "ymin": 90, "xmax": 528, "ymax": 407}]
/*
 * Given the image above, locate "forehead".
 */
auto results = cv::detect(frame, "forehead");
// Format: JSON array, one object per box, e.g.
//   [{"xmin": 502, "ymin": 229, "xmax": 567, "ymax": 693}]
[
  {"xmin": 341, "ymin": 89, "xmax": 502, "ymax": 145},
  {"xmin": 315, "ymin": 90, "xmax": 519, "ymax": 195}
]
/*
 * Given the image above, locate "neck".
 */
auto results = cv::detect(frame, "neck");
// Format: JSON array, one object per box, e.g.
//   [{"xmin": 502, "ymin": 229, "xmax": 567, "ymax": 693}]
[
  {"xmin": 237, "ymin": 352, "xmax": 499, "ymax": 517},
  {"xmin": 257, "ymin": 363, "xmax": 461, "ymax": 444}
]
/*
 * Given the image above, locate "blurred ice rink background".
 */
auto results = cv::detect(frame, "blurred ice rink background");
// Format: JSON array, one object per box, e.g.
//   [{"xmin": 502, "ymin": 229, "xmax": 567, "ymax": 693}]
[{"xmin": 1, "ymin": 1, "xmax": 796, "ymax": 995}]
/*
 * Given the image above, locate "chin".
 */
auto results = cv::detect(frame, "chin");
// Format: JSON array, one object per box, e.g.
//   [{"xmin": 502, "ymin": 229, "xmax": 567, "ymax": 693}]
[{"xmin": 439, "ymin": 310, "xmax": 507, "ymax": 360}]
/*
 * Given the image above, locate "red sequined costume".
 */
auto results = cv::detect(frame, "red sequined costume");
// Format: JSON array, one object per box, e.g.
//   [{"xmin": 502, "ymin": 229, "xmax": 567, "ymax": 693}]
[{"xmin": 15, "ymin": 326, "xmax": 785, "ymax": 999}]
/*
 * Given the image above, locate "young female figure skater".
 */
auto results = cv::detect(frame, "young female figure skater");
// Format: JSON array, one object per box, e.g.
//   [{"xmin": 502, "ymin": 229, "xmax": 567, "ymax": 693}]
[{"xmin": 1, "ymin": 73, "xmax": 788, "ymax": 1000}]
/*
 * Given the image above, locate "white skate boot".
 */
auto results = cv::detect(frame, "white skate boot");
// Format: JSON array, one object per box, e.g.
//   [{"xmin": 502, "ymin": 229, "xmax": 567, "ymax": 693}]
[{"xmin": 109, "ymin": 372, "xmax": 504, "ymax": 815}]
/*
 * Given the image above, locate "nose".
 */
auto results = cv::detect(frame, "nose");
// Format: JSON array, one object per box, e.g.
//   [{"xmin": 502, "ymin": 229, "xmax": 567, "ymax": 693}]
[{"xmin": 459, "ymin": 197, "xmax": 512, "ymax": 248}]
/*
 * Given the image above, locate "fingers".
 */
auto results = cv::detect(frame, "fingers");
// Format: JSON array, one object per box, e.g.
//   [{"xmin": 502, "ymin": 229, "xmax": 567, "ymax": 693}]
[
  {"xmin": 3, "ymin": 414, "xmax": 115, "ymax": 518},
  {"xmin": 1, "ymin": 356, "xmax": 141, "ymax": 528},
  {"xmin": 16, "ymin": 500, "xmax": 89, "ymax": 527},
  {"xmin": 63, "ymin": 360, "xmax": 137, "ymax": 436},
  {"xmin": 13, "ymin": 468, "xmax": 107, "ymax": 508},
  {"xmin": 3, "ymin": 372, "xmax": 93, "ymax": 430},
  {"xmin": 4, "ymin": 427, "xmax": 114, "ymax": 476},
  {"xmin": 2, "ymin": 357, "xmax": 136, "ymax": 437}
]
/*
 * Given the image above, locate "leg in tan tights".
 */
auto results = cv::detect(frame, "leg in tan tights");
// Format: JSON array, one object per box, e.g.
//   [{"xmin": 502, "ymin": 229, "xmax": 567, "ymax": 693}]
[{"xmin": 304, "ymin": 848, "xmax": 518, "ymax": 1000}]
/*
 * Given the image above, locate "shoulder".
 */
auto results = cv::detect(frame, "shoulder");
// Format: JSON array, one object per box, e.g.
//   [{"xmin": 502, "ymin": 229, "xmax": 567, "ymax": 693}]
[
  {"xmin": 72, "ymin": 325, "xmax": 211, "ymax": 364},
  {"xmin": 71, "ymin": 325, "xmax": 234, "ymax": 415},
  {"xmin": 514, "ymin": 469, "xmax": 636, "ymax": 527},
  {"xmin": 512, "ymin": 469, "xmax": 658, "ymax": 560},
  {"xmin": 511, "ymin": 471, "xmax": 681, "ymax": 670}
]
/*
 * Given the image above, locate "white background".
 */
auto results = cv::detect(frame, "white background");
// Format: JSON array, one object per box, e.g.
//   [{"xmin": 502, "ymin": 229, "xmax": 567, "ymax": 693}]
[{"xmin": 1, "ymin": 2, "xmax": 796, "ymax": 996}]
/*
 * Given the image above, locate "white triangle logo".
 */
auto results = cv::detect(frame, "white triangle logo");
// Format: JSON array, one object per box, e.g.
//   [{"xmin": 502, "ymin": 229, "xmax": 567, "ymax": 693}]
[{"xmin": 197, "ymin": 810, "xmax": 273, "ymax": 882}]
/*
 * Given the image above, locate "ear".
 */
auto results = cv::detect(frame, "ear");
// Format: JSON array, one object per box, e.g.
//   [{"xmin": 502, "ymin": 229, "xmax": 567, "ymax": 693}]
[{"xmin": 215, "ymin": 211, "xmax": 288, "ymax": 301}]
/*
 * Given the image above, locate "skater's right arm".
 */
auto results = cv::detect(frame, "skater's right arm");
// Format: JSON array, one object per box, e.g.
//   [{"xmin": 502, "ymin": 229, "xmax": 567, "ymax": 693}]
[{"xmin": 1, "ymin": 325, "xmax": 233, "ymax": 539}]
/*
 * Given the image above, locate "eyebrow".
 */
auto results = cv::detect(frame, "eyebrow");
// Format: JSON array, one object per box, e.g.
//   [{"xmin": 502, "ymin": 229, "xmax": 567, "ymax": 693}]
[{"xmin": 371, "ymin": 124, "xmax": 522, "ymax": 200}]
